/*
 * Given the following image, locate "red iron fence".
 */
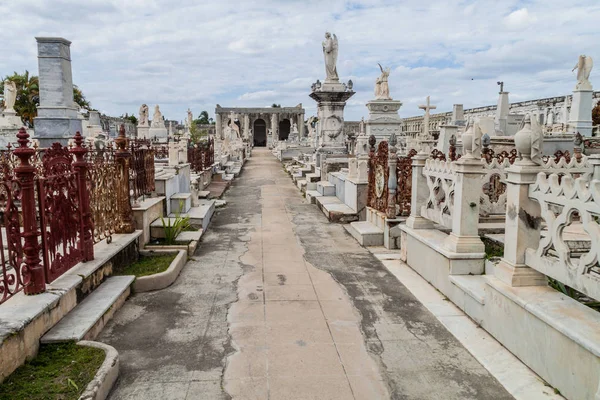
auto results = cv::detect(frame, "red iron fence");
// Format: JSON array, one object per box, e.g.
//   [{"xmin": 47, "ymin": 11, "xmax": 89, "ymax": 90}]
[
  {"xmin": 188, "ymin": 137, "xmax": 214, "ymax": 173},
  {"xmin": 0, "ymin": 126, "xmax": 139, "ymax": 305}
]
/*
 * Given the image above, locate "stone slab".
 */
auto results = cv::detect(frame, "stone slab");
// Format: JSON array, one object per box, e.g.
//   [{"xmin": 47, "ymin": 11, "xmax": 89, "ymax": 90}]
[
  {"xmin": 345, "ymin": 221, "xmax": 384, "ymax": 247},
  {"xmin": 41, "ymin": 276, "xmax": 135, "ymax": 343}
]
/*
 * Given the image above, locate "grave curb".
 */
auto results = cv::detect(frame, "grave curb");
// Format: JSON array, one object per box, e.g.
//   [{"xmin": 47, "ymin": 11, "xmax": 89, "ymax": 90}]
[
  {"xmin": 133, "ymin": 250, "xmax": 187, "ymax": 292},
  {"xmin": 77, "ymin": 340, "xmax": 119, "ymax": 400}
]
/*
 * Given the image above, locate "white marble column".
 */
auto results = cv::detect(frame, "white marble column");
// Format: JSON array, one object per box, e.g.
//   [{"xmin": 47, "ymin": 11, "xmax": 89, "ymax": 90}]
[
  {"xmin": 216, "ymin": 113, "xmax": 222, "ymax": 140},
  {"xmin": 299, "ymin": 113, "xmax": 305, "ymax": 138},
  {"xmin": 405, "ymin": 151, "xmax": 434, "ymax": 229}
]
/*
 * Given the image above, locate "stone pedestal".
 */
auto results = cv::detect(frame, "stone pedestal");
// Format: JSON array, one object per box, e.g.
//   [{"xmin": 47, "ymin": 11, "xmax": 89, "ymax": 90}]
[
  {"xmin": 0, "ymin": 110, "xmax": 23, "ymax": 129},
  {"xmin": 365, "ymin": 99, "xmax": 402, "ymax": 143},
  {"xmin": 569, "ymin": 89, "xmax": 594, "ymax": 137},
  {"xmin": 149, "ymin": 126, "xmax": 168, "ymax": 142},
  {"xmin": 83, "ymin": 110, "xmax": 103, "ymax": 138},
  {"xmin": 137, "ymin": 125, "xmax": 149, "ymax": 139},
  {"xmin": 33, "ymin": 37, "xmax": 82, "ymax": 148},
  {"xmin": 309, "ymin": 85, "xmax": 354, "ymax": 155},
  {"xmin": 495, "ymin": 91, "xmax": 510, "ymax": 135},
  {"xmin": 436, "ymin": 125, "xmax": 458, "ymax": 154}
]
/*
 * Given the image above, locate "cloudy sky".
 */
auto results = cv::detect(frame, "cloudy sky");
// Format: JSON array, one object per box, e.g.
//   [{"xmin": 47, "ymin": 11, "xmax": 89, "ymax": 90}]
[{"xmin": 1, "ymin": 0, "xmax": 598, "ymax": 122}]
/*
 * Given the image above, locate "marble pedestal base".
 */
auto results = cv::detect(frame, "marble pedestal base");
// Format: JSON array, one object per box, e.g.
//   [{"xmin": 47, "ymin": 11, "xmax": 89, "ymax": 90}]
[
  {"xmin": 33, "ymin": 117, "xmax": 83, "ymax": 147},
  {"xmin": 365, "ymin": 99, "xmax": 402, "ymax": 144}
]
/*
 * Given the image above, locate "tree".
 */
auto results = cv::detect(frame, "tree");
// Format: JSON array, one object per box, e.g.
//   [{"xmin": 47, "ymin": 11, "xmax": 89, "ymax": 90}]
[
  {"xmin": 194, "ymin": 110, "xmax": 211, "ymax": 125},
  {"xmin": 1, "ymin": 71, "xmax": 92, "ymax": 126},
  {"xmin": 124, "ymin": 114, "xmax": 137, "ymax": 125},
  {"xmin": 0, "ymin": 71, "xmax": 39, "ymax": 127},
  {"xmin": 73, "ymin": 85, "xmax": 91, "ymax": 110},
  {"xmin": 592, "ymin": 102, "xmax": 600, "ymax": 127},
  {"xmin": 271, "ymin": 104, "xmax": 281, "ymax": 108}
]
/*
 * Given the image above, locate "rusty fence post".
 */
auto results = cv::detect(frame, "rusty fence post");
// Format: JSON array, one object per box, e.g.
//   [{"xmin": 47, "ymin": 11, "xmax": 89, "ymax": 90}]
[
  {"xmin": 70, "ymin": 131, "xmax": 94, "ymax": 261},
  {"xmin": 13, "ymin": 128, "xmax": 45, "ymax": 294},
  {"xmin": 115, "ymin": 125, "xmax": 135, "ymax": 233}
]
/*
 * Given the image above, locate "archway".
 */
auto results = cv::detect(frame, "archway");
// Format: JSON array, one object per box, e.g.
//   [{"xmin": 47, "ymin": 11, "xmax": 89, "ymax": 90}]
[
  {"xmin": 279, "ymin": 119, "xmax": 291, "ymax": 140},
  {"xmin": 253, "ymin": 118, "xmax": 267, "ymax": 147}
]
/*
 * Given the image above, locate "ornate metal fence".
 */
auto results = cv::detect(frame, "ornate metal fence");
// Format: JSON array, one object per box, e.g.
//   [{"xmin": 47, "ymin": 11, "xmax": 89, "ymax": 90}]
[
  {"xmin": 37, "ymin": 142, "xmax": 88, "ymax": 283},
  {"xmin": 367, "ymin": 140, "xmax": 389, "ymax": 214},
  {"xmin": 396, "ymin": 149, "xmax": 417, "ymax": 216},
  {"xmin": 87, "ymin": 148, "xmax": 120, "ymax": 244},
  {"xmin": 0, "ymin": 149, "xmax": 27, "ymax": 304},
  {"xmin": 130, "ymin": 142, "xmax": 156, "ymax": 198},
  {"xmin": 188, "ymin": 138, "xmax": 215, "ymax": 173}
]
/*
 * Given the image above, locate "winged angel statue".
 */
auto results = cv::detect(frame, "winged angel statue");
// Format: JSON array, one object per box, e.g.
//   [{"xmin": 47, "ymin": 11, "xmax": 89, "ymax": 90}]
[
  {"xmin": 572, "ymin": 55, "xmax": 593, "ymax": 90},
  {"xmin": 323, "ymin": 32, "xmax": 338, "ymax": 82}
]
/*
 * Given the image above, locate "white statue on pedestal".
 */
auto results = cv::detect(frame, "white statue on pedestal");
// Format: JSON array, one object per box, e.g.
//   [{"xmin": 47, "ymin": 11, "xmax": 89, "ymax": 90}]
[
  {"xmin": 572, "ymin": 55, "xmax": 593, "ymax": 90},
  {"xmin": 322, "ymin": 32, "xmax": 339, "ymax": 82},
  {"xmin": 3, "ymin": 80, "xmax": 17, "ymax": 112},
  {"xmin": 151, "ymin": 105, "xmax": 164, "ymax": 128},
  {"xmin": 138, "ymin": 104, "xmax": 149, "ymax": 126},
  {"xmin": 187, "ymin": 108, "xmax": 193, "ymax": 128},
  {"xmin": 374, "ymin": 64, "xmax": 391, "ymax": 100}
]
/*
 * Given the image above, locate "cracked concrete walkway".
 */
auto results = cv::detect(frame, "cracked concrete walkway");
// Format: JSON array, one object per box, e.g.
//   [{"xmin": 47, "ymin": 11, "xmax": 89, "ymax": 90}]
[{"xmin": 99, "ymin": 148, "xmax": 513, "ymax": 399}]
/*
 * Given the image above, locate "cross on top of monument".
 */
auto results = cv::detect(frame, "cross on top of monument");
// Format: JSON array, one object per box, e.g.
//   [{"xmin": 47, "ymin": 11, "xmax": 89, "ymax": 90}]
[{"xmin": 418, "ymin": 96, "xmax": 437, "ymax": 115}]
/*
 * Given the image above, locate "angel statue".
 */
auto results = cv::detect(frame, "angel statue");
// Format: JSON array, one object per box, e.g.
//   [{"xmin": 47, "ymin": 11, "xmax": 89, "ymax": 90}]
[
  {"xmin": 572, "ymin": 55, "xmax": 593, "ymax": 90},
  {"xmin": 375, "ymin": 63, "xmax": 391, "ymax": 100},
  {"xmin": 322, "ymin": 32, "xmax": 339, "ymax": 82},
  {"xmin": 3, "ymin": 80, "xmax": 17, "ymax": 111},
  {"xmin": 138, "ymin": 104, "xmax": 149, "ymax": 126}
]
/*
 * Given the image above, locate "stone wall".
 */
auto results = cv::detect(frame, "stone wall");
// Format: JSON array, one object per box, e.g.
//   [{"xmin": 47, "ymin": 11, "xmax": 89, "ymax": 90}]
[{"xmin": 400, "ymin": 91, "xmax": 600, "ymax": 138}]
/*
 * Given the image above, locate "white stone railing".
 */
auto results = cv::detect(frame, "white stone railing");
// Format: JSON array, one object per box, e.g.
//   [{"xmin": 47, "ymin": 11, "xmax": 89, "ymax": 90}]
[
  {"xmin": 479, "ymin": 155, "xmax": 592, "ymax": 219},
  {"xmin": 421, "ymin": 158, "xmax": 457, "ymax": 229},
  {"xmin": 525, "ymin": 165, "xmax": 600, "ymax": 301}
]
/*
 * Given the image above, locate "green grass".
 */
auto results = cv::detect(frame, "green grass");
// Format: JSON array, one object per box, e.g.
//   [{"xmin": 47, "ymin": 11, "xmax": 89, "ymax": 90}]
[
  {"xmin": 0, "ymin": 342, "xmax": 105, "ymax": 400},
  {"xmin": 481, "ymin": 236, "xmax": 504, "ymax": 260},
  {"xmin": 115, "ymin": 253, "xmax": 177, "ymax": 277}
]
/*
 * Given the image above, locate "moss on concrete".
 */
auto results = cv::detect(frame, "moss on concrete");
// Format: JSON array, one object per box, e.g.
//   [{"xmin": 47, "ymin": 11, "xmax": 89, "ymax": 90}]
[
  {"xmin": 0, "ymin": 342, "xmax": 104, "ymax": 400},
  {"xmin": 116, "ymin": 253, "xmax": 177, "ymax": 277}
]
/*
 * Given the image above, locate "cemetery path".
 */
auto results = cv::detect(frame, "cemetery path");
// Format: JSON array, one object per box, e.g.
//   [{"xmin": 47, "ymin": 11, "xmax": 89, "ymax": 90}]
[{"xmin": 98, "ymin": 148, "xmax": 513, "ymax": 400}]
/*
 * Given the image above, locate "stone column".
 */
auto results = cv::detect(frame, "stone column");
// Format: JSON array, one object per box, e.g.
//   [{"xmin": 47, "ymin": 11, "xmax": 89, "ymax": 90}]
[
  {"xmin": 215, "ymin": 113, "xmax": 222, "ymax": 140},
  {"xmin": 405, "ymin": 150, "xmax": 434, "ymax": 229},
  {"xmin": 495, "ymin": 91, "xmax": 510, "ymax": 135},
  {"xmin": 168, "ymin": 140, "xmax": 179, "ymax": 165},
  {"xmin": 443, "ymin": 123, "xmax": 485, "ymax": 253},
  {"xmin": 495, "ymin": 116, "xmax": 547, "ymax": 286},
  {"xmin": 271, "ymin": 113, "xmax": 278, "ymax": 144},
  {"xmin": 34, "ymin": 37, "xmax": 82, "ymax": 147},
  {"xmin": 299, "ymin": 112, "xmax": 305, "ymax": 138},
  {"xmin": 387, "ymin": 133, "xmax": 398, "ymax": 219},
  {"xmin": 569, "ymin": 88, "xmax": 594, "ymax": 137}
]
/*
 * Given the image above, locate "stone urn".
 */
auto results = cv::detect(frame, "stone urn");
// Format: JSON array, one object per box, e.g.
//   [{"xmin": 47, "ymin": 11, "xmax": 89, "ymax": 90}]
[
  {"xmin": 514, "ymin": 114, "xmax": 534, "ymax": 165},
  {"xmin": 462, "ymin": 124, "xmax": 473, "ymax": 157}
]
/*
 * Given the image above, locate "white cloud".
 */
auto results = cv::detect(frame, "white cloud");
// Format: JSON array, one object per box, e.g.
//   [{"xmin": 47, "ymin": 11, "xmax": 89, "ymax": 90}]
[
  {"xmin": 0, "ymin": 0, "xmax": 598, "ymax": 122},
  {"xmin": 504, "ymin": 8, "xmax": 537, "ymax": 30},
  {"xmin": 238, "ymin": 90, "xmax": 279, "ymax": 101}
]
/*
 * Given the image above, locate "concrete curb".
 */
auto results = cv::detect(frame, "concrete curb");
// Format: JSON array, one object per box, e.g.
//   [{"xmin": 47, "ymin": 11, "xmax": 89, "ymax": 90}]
[
  {"xmin": 77, "ymin": 341, "xmax": 119, "ymax": 400},
  {"xmin": 133, "ymin": 250, "xmax": 187, "ymax": 292}
]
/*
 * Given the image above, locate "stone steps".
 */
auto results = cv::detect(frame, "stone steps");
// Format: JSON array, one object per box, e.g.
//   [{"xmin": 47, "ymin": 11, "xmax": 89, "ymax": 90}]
[
  {"xmin": 316, "ymin": 196, "xmax": 359, "ymax": 224},
  {"xmin": 170, "ymin": 193, "xmax": 192, "ymax": 214},
  {"xmin": 305, "ymin": 190, "xmax": 322, "ymax": 204},
  {"xmin": 41, "ymin": 276, "xmax": 135, "ymax": 343},
  {"xmin": 169, "ymin": 200, "xmax": 215, "ymax": 230},
  {"xmin": 345, "ymin": 221, "xmax": 384, "ymax": 246},
  {"xmin": 316, "ymin": 181, "xmax": 336, "ymax": 196}
]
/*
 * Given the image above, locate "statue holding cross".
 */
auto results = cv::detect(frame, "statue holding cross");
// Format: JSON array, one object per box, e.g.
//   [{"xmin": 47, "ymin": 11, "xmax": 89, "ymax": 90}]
[{"xmin": 419, "ymin": 96, "xmax": 437, "ymax": 139}]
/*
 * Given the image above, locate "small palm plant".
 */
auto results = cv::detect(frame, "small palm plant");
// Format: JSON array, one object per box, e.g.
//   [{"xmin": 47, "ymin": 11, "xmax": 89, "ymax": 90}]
[{"xmin": 160, "ymin": 200, "xmax": 190, "ymax": 245}]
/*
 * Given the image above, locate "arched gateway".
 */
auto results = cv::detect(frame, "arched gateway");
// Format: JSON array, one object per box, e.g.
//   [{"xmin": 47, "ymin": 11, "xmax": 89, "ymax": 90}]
[
  {"xmin": 215, "ymin": 104, "xmax": 305, "ymax": 148},
  {"xmin": 253, "ymin": 119, "xmax": 267, "ymax": 146}
]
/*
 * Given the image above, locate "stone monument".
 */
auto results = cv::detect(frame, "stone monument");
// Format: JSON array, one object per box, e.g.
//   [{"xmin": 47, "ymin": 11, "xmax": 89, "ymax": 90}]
[
  {"xmin": 309, "ymin": 32, "xmax": 354, "ymax": 159},
  {"xmin": 148, "ymin": 104, "xmax": 168, "ymax": 141},
  {"xmin": 366, "ymin": 64, "xmax": 402, "ymax": 143},
  {"xmin": 289, "ymin": 122, "xmax": 299, "ymax": 142},
  {"xmin": 33, "ymin": 37, "xmax": 83, "ymax": 147},
  {"xmin": 568, "ymin": 55, "xmax": 594, "ymax": 136},
  {"xmin": 137, "ymin": 103, "xmax": 149, "ymax": 139},
  {"xmin": 0, "ymin": 80, "xmax": 22, "ymax": 129}
]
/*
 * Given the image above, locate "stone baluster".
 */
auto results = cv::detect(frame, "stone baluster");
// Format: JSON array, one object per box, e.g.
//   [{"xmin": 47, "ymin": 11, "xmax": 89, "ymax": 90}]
[
  {"xmin": 444, "ymin": 123, "xmax": 485, "ymax": 254},
  {"xmin": 405, "ymin": 145, "xmax": 434, "ymax": 230},
  {"xmin": 115, "ymin": 125, "xmax": 135, "ymax": 233},
  {"xmin": 495, "ymin": 114, "xmax": 546, "ymax": 286},
  {"xmin": 387, "ymin": 132, "xmax": 398, "ymax": 219},
  {"xmin": 14, "ymin": 128, "xmax": 45, "ymax": 294},
  {"xmin": 70, "ymin": 131, "xmax": 94, "ymax": 261}
]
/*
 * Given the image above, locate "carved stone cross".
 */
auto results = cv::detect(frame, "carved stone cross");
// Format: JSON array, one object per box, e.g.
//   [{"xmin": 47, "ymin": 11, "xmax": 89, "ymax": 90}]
[{"xmin": 419, "ymin": 96, "xmax": 437, "ymax": 138}]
